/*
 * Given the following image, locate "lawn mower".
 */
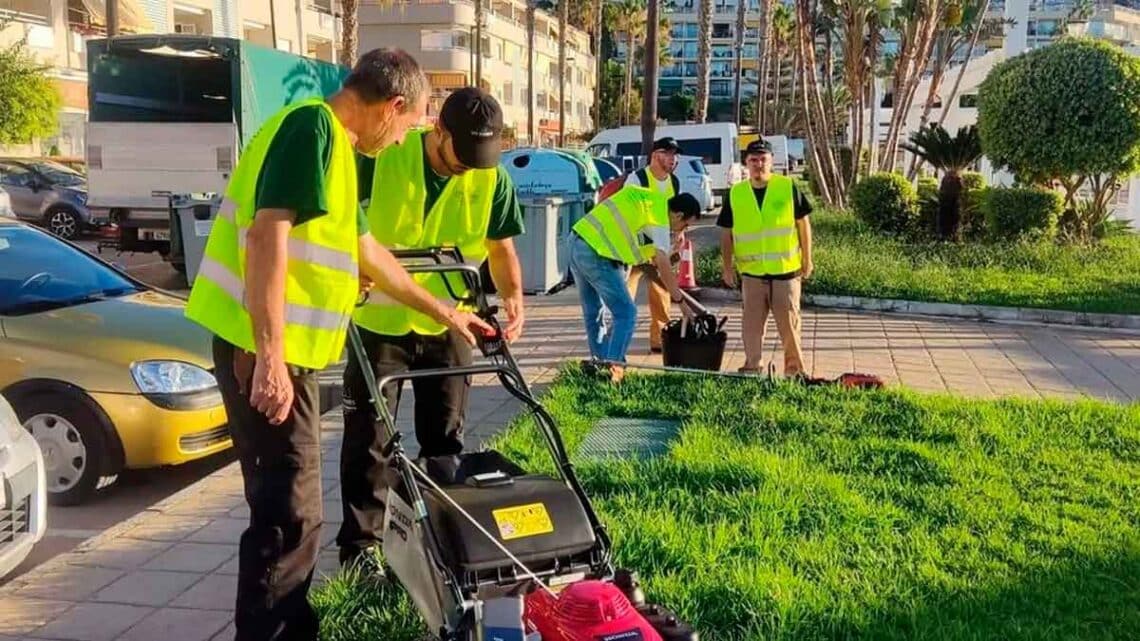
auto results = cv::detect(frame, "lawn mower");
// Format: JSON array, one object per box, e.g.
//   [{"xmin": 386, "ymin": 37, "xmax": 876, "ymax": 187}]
[{"xmin": 351, "ymin": 247, "xmax": 699, "ymax": 641}]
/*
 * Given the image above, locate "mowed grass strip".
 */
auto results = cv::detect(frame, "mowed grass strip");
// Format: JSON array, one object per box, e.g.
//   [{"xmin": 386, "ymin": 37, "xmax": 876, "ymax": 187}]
[
  {"xmin": 313, "ymin": 368, "xmax": 1140, "ymax": 641},
  {"xmin": 696, "ymin": 211, "xmax": 1140, "ymax": 315}
]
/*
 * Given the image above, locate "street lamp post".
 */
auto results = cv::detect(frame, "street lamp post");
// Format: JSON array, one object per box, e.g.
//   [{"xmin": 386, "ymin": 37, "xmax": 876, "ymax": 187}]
[{"xmin": 107, "ymin": 0, "xmax": 119, "ymax": 36}]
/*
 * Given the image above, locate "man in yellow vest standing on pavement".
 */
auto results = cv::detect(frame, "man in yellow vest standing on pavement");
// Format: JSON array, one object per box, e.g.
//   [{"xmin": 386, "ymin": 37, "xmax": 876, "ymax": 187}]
[
  {"xmin": 624, "ymin": 137, "xmax": 687, "ymax": 353},
  {"xmin": 337, "ymin": 87, "xmax": 526, "ymax": 568},
  {"xmin": 569, "ymin": 184, "xmax": 702, "ymax": 382},
  {"xmin": 718, "ymin": 138, "xmax": 814, "ymax": 375},
  {"xmin": 184, "ymin": 49, "xmax": 491, "ymax": 641}
]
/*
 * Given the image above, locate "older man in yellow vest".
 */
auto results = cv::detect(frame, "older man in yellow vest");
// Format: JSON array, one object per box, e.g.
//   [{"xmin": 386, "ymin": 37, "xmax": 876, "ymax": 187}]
[
  {"xmin": 718, "ymin": 138, "xmax": 814, "ymax": 375},
  {"xmin": 337, "ymin": 87, "xmax": 526, "ymax": 569},
  {"xmin": 184, "ymin": 50, "xmax": 490, "ymax": 641}
]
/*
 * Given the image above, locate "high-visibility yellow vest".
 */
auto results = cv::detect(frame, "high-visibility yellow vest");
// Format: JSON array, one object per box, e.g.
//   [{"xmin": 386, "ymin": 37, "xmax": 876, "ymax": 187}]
[
  {"xmin": 353, "ymin": 129, "xmax": 496, "ymax": 336},
  {"xmin": 728, "ymin": 174, "xmax": 801, "ymax": 276},
  {"xmin": 634, "ymin": 168, "xmax": 678, "ymax": 198},
  {"xmin": 184, "ymin": 99, "xmax": 360, "ymax": 370},
  {"xmin": 573, "ymin": 185, "xmax": 668, "ymax": 265}
]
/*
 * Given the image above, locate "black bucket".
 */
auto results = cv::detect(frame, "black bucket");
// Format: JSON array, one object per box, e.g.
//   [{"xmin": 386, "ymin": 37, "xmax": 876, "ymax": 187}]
[{"xmin": 660, "ymin": 316, "xmax": 727, "ymax": 371}]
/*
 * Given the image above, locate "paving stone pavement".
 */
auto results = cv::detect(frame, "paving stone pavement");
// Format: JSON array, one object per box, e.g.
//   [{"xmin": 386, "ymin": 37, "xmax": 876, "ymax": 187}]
[{"xmin": 3, "ymin": 290, "xmax": 1139, "ymax": 640}]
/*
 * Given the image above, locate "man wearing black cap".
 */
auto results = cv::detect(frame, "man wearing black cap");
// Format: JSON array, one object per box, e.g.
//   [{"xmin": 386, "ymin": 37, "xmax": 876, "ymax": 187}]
[
  {"xmin": 338, "ymin": 87, "xmax": 525, "ymax": 570},
  {"xmin": 718, "ymin": 138, "xmax": 813, "ymax": 375},
  {"xmin": 624, "ymin": 136, "xmax": 686, "ymax": 353}
]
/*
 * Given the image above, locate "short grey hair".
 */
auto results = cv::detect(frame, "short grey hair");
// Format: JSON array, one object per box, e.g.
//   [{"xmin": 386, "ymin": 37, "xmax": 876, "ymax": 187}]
[{"xmin": 344, "ymin": 48, "xmax": 428, "ymax": 109}]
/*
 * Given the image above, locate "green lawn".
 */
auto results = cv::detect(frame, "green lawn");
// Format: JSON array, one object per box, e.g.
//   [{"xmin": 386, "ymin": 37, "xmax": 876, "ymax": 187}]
[
  {"xmin": 312, "ymin": 369, "xmax": 1140, "ymax": 640},
  {"xmin": 696, "ymin": 211, "xmax": 1140, "ymax": 314}
]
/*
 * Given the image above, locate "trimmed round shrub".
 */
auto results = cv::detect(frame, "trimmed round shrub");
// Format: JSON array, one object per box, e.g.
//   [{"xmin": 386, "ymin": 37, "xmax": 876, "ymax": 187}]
[
  {"xmin": 982, "ymin": 186, "xmax": 1064, "ymax": 240},
  {"xmin": 850, "ymin": 172, "xmax": 920, "ymax": 234},
  {"xmin": 960, "ymin": 171, "xmax": 989, "ymax": 240},
  {"xmin": 916, "ymin": 176, "xmax": 940, "ymax": 237}
]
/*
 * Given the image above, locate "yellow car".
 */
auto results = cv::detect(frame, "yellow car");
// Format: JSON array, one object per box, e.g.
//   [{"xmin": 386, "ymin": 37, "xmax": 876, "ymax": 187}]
[{"xmin": 0, "ymin": 218, "xmax": 230, "ymax": 505}]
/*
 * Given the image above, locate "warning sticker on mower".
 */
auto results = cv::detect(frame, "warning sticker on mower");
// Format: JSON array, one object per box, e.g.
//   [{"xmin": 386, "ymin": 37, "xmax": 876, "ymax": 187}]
[{"xmin": 492, "ymin": 503, "xmax": 554, "ymax": 540}]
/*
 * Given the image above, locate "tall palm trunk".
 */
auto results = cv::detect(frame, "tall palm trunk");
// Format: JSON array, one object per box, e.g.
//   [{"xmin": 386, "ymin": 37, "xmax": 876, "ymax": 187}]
[
  {"xmin": 769, "ymin": 50, "xmax": 782, "ymax": 134},
  {"xmin": 475, "ymin": 0, "xmax": 484, "ymax": 86},
  {"xmin": 756, "ymin": 0, "xmax": 772, "ymax": 129},
  {"xmin": 879, "ymin": 0, "xmax": 942, "ymax": 171},
  {"xmin": 341, "ymin": 0, "xmax": 359, "ymax": 64},
  {"xmin": 695, "ymin": 0, "xmax": 713, "ymax": 122},
  {"xmin": 593, "ymin": 0, "xmax": 604, "ymax": 130},
  {"xmin": 732, "ymin": 0, "xmax": 747, "ymax": 124},
  {"xmin": 559, "ymin": 0, "xmax": 568, "ymax": 146},
  {"xmin": 642, "ymin": 0, "xmax": 660, "ymax": 155},
  {"xmin": 527, "ymin": 0, "xmax": 536, "ymax": 143},
  {"xmin": 624, "ymin": 31, "xmax": 636, "ymax": 125},
  {"xmin": 795, "ymin": 0, "xmax": 843, "ymax": 206}
]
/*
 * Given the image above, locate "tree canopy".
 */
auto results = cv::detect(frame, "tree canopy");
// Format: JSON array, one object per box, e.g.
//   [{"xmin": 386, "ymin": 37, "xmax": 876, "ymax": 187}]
[{"xmin": 0, "ymin": 29, "xmax": 60, "ymax": 146}]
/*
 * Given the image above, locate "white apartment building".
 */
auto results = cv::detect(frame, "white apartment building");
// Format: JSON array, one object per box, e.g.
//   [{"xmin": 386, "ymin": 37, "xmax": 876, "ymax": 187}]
[
  {"xmin": 0, "ymin": 0, "xmax": 339, "ymax": 156},
  {"xmin": 358, "ymin": 0, "xmax": 596, "ymax": 145}
]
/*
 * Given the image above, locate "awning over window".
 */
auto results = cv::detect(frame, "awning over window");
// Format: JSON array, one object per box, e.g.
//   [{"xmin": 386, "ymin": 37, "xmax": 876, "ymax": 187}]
[{"xmin": 75, "ymin": 0, "xmax": 154, "ymax": 34}]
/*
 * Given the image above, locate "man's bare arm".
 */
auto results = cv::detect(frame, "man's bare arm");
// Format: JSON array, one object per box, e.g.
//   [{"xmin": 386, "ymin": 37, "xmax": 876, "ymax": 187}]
[
  {"xmin": 486, "ymin": 238, "xmax": 525, "ymax": 341},
  {"xmin": 243, "ymin": 209, "xmax": 295, "ymax": 424}
]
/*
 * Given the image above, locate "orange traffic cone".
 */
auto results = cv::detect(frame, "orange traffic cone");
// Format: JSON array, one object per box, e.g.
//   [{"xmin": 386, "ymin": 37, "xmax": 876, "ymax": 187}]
[{"xmin": 677, "ymin": 238, "xmax": 696, "ymax": 289}]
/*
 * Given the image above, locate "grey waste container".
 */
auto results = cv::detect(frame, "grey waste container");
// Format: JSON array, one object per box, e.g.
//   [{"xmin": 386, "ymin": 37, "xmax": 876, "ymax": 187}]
[
  {"xmin": 169, "ymin": 193, "xmax": 222, "ymax": 286},
  {"xmin": 501, "ymin": 149, "xmax": 601, "ymax": 293}
]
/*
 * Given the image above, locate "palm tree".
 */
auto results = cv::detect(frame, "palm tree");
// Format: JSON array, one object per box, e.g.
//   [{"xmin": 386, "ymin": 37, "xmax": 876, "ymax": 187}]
[
  {"xmin": 763, "ymin": 3, "xmax": 795, "ymax": 134},
  {"xmin": 614, "ymin": 0, "xmax": 647, "ymax": 126},
  {"xmin": 527, "ymin": 0, "xmax": 536, "ymax": 143},
  {"xmin": 341, "ymin": 0, "xmax": 359, "ymax": 64},
  {"xmin": 755, "ymin": 0, "xmax": 772, "ymax": 130},
  {"xmin": 593, "ymin": 0, "xmax": 605, "ymax": 131},
  {"xmin": 695, "ymin": 0, "xmax": 713, "ymax": 122},
  {"xmin": 642, "ymin": 0, "xmax": 661, "ymax": 155},
  {"xmin": 900, "ymin": 123, "xmax": 982, "ymax": 240},
  {"xmin": 732, "ymin": 0, "xmax": 747, "ymax": 124},
  {"xmin": 559, "ymin": 0, "xmax": 569, "ymax": 145}
]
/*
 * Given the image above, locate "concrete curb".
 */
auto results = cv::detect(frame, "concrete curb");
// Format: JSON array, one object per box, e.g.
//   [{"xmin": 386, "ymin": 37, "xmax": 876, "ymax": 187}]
[{"xmin": 688, "ymin": 286, "xmax": 1140, "ymax": 332}]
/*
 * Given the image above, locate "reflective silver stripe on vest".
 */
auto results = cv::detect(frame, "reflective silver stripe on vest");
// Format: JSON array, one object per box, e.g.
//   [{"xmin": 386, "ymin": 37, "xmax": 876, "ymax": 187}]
[
  {"xmin": 601, "ymin": 199, "xmax": 641, "ymax": 257},
  {"xmin": 196, "ymin": 256, "xmax": 349, "ymax": 331},
  {"xmin": 734, "ymin": 227, "xmax": 796, "ymax": 243},
  {"xmin": 218, "ymin": 198, "xmax": 357, "ymax": 275},
  {"xmin": 737, "ymin": 246, "xmax": 802, "ymax": 263}
]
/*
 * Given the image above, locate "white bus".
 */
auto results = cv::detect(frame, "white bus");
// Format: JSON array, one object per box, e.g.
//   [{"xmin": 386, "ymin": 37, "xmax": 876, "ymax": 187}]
[{"xmin": 585, "ymin": 123, "xmax": 745, "ymax": 203}]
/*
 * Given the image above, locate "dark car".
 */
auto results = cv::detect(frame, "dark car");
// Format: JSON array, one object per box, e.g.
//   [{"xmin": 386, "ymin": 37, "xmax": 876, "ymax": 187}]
[{"xmin": 0, "ymin": 158, "xmax": 109, "ymax": 240}]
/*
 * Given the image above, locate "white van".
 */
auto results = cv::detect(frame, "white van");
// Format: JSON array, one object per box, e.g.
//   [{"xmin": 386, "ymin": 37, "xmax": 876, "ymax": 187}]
[{"xmin": 586, "ymin": 123, "xmax": 744, "ymax": 204}]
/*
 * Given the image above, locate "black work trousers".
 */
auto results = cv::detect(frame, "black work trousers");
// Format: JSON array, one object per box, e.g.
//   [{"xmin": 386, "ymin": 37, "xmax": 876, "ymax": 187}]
[
  {"xmin": 336, "ymin": 327, "xmax": 473, "ymax": 558},
  {"xmin": 213, "ymin": 336, "xmax": 323, "ymax": 641}
]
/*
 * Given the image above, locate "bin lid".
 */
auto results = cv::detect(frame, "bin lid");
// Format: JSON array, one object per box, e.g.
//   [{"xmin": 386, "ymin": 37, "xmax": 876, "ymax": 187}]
[{"xmin": 501, "ymin": 148, "xmax": 602, "ymax": 196}]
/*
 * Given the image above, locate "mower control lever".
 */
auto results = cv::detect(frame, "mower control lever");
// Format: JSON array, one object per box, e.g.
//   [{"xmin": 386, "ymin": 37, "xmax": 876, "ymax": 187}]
[{"xmin": 475, "ymin": 307, "xmax": 505, "ymax": 357}]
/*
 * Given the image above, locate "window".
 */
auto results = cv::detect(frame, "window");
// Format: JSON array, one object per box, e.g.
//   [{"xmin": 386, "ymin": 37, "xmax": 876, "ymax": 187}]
[
  {"xmin": 742, "ymin": 43, "xmax": 758, "ymax": 58},
  {"xmin": 713, "ymin": 44, "xmax": 733, "ymax": 59},
  {"xmin": 0, "ymin": 164, "xmax": 34, "ymax": 189},
  {"xmin": 421, "ymin": 29, "xmax": 470, "ymax": 51},
  {"xmin": 713, "ymin": 23, "xmax": 732, "ymax": 38},
  {"xmin": 710, "ymin": 80, "xmax": 732, "ymax": 97},
  {"xmin": 682, "ymin": 41, "xmax": 698, "ymax": 58},
  {"xmin": 503, "ymin": 82, "xmax": 515, "ymax": 105},
  {"xmin": 712, "ymin": 60, "xmax": 733, "ymax": 77},
  {"xmin": 0, "ymin": 225, "xmax": 143, "ymax": 316},
  {"xmin": 959, "ymin": 93, "xmax": 978, "ymax": 108},
  {"xmin": 676, "ymin": 137, "xmax": 722, "ymax": 164}
]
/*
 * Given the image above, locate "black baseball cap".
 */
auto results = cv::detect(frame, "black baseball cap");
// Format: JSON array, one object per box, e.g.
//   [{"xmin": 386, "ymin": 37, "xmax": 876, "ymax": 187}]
[
  {"xmin": 652, "ymin": 137, "xmax": 684, "ymax": 153},
  {"xmin": 439, "ymin": 87, "xmax": 503, "ymax": 169},
  {"xmin": 744, "ymin": 138, "xmax": 773, "ymax": 157}
]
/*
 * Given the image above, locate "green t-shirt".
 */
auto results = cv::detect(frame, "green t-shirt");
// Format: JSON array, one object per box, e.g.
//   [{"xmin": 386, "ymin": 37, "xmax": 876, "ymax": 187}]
[
  {"xmin": 254, "ymin": 104, "xmax": 368, "ymax": 234},
  {"xmin": 356, "ymin": 135, "xmax": 525, "ymax": 240}
]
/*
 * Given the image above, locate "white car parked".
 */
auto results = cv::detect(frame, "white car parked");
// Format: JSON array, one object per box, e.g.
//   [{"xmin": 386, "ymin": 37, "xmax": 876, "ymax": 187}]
[
  {"xmin": 675, "ymin": 155, "xmax": 715, "ymax": 212},
  {"xmin": 0, "ymin": 392, "xmax": 47, "ymax": 580}
]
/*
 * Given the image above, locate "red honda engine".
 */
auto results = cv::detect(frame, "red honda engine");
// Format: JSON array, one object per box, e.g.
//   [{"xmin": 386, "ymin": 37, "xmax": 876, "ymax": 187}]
[
  {"xmin": 524, "ymin": 578, "xmax": 698, "ymax": 641},
  {"xmin": 525, "ymin": 580, "xmax": 662, "ymax": 641}
]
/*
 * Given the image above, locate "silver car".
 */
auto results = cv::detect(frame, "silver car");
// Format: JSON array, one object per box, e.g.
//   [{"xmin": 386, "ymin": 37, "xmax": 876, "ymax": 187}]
[{"xmin": 0, "ymin": 159, "xmax": 109, "ymax": 240}]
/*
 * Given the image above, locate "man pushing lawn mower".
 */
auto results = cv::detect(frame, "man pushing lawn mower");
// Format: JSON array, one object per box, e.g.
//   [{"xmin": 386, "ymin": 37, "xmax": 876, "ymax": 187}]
[{"xmin": 340, "ymin": 247, "xmax": 701, "ymax": 640}]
